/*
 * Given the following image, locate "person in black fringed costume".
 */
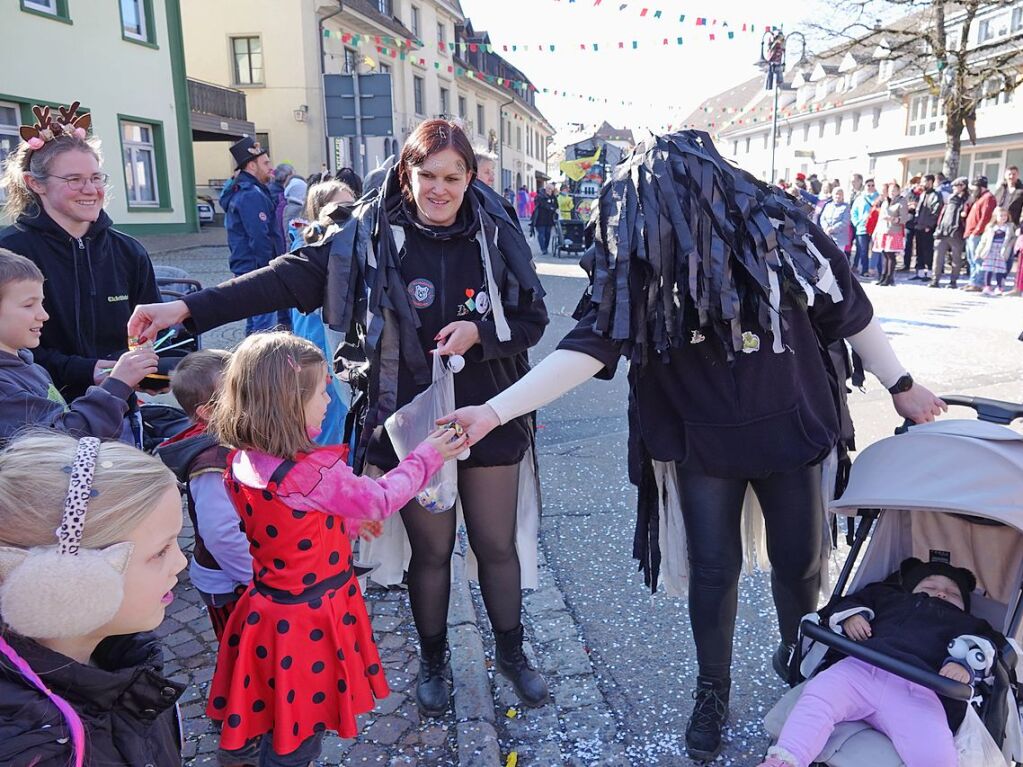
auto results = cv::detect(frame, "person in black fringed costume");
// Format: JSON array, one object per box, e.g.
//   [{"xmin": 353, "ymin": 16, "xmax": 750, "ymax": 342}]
[
  {"xmin": 445, "ymin": 131, "xmax": 946, "ymax": 761},
  {"xmin": 127, "ymin": 119, "xmax": 551, "ymax": 717}
]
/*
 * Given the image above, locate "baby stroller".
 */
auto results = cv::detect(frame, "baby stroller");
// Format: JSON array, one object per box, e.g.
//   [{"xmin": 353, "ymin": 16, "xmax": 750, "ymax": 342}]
[
  {"xmin": 555, "ymin": 219, "xmax": 589, "ymax": 259},
  {"xmin": 765, "ymin": 396, "xmax": 1023, "ymax": 766},
  {"xmin": 132, "ymin": 265, "xmax": 205, "ymax": 452}
]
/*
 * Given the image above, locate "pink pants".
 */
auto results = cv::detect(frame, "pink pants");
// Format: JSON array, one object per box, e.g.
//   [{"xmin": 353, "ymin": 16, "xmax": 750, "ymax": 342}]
[{"xmin": 776, "ymin": 657, "xmax": 957, "ymax": 767}]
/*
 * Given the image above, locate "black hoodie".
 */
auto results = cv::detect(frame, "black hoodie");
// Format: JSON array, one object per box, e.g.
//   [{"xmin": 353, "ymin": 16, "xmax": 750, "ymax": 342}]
[
  {"xmin": 181, "ymin": 177, "xmax": 548, "ymax": 470},
  {"xmin": 0, "ymin": 208, "xmax": 160, "ymax": 400},
  {"xmin": 0, "ymin": 631, "xmax": 184, "ymax": 767}
]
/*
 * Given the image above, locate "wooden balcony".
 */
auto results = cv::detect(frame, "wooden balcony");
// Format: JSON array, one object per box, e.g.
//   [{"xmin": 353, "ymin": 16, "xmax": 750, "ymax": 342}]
[{"xmin": 188, "ymin": 78, "xmax": 255, "ymax": 141}]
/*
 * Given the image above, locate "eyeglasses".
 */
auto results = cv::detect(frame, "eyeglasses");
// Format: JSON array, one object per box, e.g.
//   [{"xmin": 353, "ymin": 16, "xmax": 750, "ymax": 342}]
[{"xmin": 46, "ymin": 173, "xmax": 109, "ymax": 192}]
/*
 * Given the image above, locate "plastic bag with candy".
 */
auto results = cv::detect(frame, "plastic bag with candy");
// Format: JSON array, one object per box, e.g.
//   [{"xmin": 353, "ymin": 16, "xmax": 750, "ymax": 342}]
[{"xmin": 384, "ymin": 353, "xmax": 465, "ymax": 513}]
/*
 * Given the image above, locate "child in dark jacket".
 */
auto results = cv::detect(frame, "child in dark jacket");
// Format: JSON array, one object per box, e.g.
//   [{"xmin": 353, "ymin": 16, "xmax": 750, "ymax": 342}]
[
  {"xmin": 0, "ymin": 248, "xmax": 157, "ymax": 443},
  {"xmin": 156, "ymin": 348, "xmax": 251, "ymax": 640},
  {"xmin": 759, "ymin": 559, "xmax": 1003, "ymax": 767}
]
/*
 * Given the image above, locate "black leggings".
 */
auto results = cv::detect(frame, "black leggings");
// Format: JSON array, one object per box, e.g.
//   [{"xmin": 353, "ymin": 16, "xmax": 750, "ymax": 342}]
[
  {"xmin": 881, "ymin": 251, "xmax": 898, "ymax": 281},
  {"xmin": 400, "ymin": 463, "xmax": 521, "ymax": 640},
  {"xmin": 677, "ymin": 463, "xmax": 823, "ymax": 680}
]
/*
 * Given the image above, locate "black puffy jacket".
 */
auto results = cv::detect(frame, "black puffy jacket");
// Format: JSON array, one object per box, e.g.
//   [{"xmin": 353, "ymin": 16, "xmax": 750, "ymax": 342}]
[
  {"xmin": 0, "ymin": 208, "xmax": 160, "ymax": 400},
  {"xmin": 0, "ymin": 632, "xmax": 184, "ymax": 767}
]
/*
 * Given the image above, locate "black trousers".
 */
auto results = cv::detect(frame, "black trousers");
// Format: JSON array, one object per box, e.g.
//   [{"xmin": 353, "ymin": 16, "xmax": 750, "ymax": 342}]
[
  {"xmin": 677, "ymin": 463, "xmax": 823, "ymax": 680},
  {"xmin": 913, "ymin": 230, "xmax": 935, "ymax": 271}
]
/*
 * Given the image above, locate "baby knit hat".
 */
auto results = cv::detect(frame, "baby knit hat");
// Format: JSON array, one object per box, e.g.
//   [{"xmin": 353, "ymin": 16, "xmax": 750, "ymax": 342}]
[{"xmin": 900, "ymin": 557, "xmax": 977, "ymax": 612}]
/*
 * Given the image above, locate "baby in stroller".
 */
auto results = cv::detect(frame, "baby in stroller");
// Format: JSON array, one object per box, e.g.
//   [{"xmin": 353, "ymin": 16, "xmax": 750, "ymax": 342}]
[{"xmin": 759, "ymin": 558, "xmax": 1005, "ymax": 767}]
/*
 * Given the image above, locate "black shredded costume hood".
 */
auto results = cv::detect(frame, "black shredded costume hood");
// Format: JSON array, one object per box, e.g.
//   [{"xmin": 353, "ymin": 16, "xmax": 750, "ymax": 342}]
[
  {"xmin": 585, "ymin": 130, "xmax": 845, "ymax": 365},
  {"xmin": 570, "ymin": 131, "xmax": 866, "ymax": 594}
]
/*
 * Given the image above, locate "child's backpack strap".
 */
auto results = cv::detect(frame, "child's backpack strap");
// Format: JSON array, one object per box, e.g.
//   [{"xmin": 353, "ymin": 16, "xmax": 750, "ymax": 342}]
[{"xmin": 267, "ymin": 458, "xmax": 298, "ymax": 490}]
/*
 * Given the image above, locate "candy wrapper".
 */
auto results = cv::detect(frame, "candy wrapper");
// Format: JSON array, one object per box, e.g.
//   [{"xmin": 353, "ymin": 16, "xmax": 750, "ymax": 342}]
[{"xmin": 384, "ymin": 353, "xmax": 464, "ymax": 513}]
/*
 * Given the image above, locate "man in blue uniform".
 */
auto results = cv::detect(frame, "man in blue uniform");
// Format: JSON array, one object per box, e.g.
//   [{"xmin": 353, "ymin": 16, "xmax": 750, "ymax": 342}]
[{"xmin": 221, "ymin": 137, "xmax": 281, "ymax": 335}]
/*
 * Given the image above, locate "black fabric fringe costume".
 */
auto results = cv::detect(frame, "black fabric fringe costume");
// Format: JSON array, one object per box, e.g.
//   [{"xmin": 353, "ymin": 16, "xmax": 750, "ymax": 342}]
[
  {"xmin": 314, "ymin": 170, "xmax": 545, "ymax": 472},
  {"xmin": 575, "ymin": 130, "xmax": 848, "ymax": 593}
]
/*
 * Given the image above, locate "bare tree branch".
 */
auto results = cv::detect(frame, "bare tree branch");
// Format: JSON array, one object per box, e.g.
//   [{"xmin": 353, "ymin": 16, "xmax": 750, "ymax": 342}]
[{"xmin": 811, "ymin": 0, "xmax": 1023, "ymax": 176}]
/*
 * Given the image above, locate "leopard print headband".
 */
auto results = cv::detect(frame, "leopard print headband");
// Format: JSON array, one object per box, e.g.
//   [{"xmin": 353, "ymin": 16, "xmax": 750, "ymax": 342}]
[{"xmin": 56, "ymin": 437, "xmax": 100, "ymax": 556}]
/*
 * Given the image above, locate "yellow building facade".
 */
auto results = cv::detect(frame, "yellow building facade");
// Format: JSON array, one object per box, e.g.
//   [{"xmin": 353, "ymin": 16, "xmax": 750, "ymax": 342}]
[{"xmin": 181, "ymin": 0, "xmax": 552, "ymax": 196}]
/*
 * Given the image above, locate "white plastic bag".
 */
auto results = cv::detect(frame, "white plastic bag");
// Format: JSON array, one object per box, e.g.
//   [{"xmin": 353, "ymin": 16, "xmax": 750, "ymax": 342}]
[
  {"xmin": 955, "ymin": 704, "xmax": 1009, "ymax": 767},
  {"xmin": 384, "ymin": 353, "xmax": 462, "ymax": 513}
]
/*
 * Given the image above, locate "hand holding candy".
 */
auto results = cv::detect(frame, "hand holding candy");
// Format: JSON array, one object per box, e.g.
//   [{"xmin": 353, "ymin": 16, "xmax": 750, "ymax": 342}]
[{"xmin": 424, "ymin": 423, "xmax": 470, "ymax": 462}]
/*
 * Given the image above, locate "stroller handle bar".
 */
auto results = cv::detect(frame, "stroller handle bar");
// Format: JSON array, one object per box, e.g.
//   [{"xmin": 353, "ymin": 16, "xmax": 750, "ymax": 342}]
[
  {"xmin": 895, "ymin": 394, "xmax": 1023, "ymax": 434},
  {"xmin": 938, "ymin": 395, "xmax": 1023, "ymax": 424},
  {"xmin": 800, "ymin": 620, "xmax": 974, "ymax": 701}
]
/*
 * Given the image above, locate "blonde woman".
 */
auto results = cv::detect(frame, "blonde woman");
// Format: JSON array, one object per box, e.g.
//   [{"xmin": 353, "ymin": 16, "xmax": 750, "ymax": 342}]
[
  {"xmin": 0, "ymin": 432, "xmax": 186, "ymax": 766},
  {"xmin": 0, "ymin": 103, "xmax": 161, "ymax": 401}
]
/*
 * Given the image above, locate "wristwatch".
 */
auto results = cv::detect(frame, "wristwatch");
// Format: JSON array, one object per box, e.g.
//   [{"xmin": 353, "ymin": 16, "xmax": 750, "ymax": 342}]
[{"xmin": 887, "ymin": 373, "xmax": 914, "ymax": 395}]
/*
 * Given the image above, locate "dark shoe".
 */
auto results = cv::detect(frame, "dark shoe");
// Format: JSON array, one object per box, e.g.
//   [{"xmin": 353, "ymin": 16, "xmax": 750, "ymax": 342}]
[
  {"xmin": 415, "ymin": 634, "xmax": 451, "ymax": 717},
  {"xmin": 927, "ymin": 280, "xmax": 941, "ymax": 288},
  {"xmin": 494, "ymin": 624, "xmax": 550, "ymax": 707},
  {"xmin": 772, "ymin": 641, "xmax": 795, "ymax": 683},
  {"xmin": 686, "ymin": 676, "xmax": 730, "ymax": 761},
  {"xmin": 947, "ymin": 282, "xmax": 958, "ymax": 289}
]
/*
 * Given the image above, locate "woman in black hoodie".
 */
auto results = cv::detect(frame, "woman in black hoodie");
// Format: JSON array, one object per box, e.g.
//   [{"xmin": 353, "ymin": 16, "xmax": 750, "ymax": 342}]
[
  {"xmin": 0, "ymin": 103, "xmax": 160, "ymax": 402},
  {"xmin": 128, "ymin": 119, "xmax": 550, "ymax": 715}
]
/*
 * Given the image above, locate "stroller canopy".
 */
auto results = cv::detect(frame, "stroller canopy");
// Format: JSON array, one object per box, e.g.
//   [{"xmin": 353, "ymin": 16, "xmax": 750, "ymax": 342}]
[
  {"xmin": 832, "ymin": 420, "xmax": 1023, "ymax": 524},
  {"xmin": 832, "ymin": 419, "xmax": 1023, "ymax": 634}
]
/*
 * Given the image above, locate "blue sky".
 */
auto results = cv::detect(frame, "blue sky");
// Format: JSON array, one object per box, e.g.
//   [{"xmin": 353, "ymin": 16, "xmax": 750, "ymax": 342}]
[{"xmin": 459, "ymin": 0, "xmax": 830, "ymax": 134}]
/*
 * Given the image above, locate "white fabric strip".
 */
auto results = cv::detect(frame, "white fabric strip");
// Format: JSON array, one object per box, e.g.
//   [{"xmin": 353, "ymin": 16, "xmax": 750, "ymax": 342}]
[{"xmin": 488, "ymin": 349, "xmax": 604, "ymax": 425}]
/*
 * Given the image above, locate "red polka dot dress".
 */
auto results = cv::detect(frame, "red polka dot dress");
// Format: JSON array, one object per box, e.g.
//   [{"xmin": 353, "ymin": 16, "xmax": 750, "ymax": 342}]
[{"xmin": 207, "ymin": 443, "xmax": 442, "ymax": 755}]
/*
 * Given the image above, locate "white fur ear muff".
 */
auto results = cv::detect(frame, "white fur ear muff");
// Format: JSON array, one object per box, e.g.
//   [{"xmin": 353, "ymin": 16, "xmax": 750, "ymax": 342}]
[{"xmin": 0, "ymin": 543, "xmax": 133, "ymax": 639}]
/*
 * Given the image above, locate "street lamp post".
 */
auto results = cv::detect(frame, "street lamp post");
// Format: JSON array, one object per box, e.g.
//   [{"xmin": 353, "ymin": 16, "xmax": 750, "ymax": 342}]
[{"xmin": 758, "ymin": 30, "xmax": 805, "ymax": 184}]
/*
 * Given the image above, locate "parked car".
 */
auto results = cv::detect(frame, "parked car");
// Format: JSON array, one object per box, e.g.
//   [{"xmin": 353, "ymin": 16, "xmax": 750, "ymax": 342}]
[{"xmin": 196, "ymin": 196, "xmax": 215, "ymax": 224}]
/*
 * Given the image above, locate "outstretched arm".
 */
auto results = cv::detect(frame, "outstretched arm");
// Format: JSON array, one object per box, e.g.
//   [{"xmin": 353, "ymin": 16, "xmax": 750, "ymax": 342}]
[
  {"xmin": 846, "ymin": 319, "xmax": 946, "ymax": 423},
  {"xmin": 278, "ymin": 443, "xmax": 445, "ymax": 521},
  {"xmin": 443, "ymin": 349, "xmax": 604, "ymax": 444}
]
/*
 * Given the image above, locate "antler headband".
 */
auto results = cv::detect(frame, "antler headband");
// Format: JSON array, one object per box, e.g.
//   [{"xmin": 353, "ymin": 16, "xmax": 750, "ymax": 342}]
[{"xmin": 19, "ymin": 100, "xmax": 92, "ymax": 158}]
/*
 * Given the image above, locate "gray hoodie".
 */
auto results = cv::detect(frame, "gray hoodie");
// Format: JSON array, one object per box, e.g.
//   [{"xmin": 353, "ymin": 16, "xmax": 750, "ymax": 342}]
[{"xmin": 0, "ymin": 348, "xmax": 132, "ymax": 442}]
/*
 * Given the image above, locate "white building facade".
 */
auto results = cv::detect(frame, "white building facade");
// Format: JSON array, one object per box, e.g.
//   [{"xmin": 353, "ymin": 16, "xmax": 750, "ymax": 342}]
[{"xmin": 684, "ymin": 2, "xmax": 1022, "ymax": 186}]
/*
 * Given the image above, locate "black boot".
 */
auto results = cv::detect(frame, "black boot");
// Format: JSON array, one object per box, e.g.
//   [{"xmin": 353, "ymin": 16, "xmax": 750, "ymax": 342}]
[
  {"xmin": 494, "ymin": 624, "xmax": 549, "ymax": 707},
  {"xmin": 685, "ymin": 676, "xmax": 730, "ymax": 762},
  {"xmin": 415, "ymin": 633, "xmax": 450, "ymax": 717}
]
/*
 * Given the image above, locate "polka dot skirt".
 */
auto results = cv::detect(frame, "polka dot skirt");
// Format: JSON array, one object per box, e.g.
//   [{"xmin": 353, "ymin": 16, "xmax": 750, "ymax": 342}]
[{"xmin": 207, "ymin": 450, "xmax": 389, "ymax": 755}]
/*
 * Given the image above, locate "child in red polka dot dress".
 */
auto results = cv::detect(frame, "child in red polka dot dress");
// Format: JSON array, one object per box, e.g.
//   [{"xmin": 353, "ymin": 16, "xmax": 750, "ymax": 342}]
[{"xmin": 204, "ymin": 332, "xmax": 468, "ymax": 766}]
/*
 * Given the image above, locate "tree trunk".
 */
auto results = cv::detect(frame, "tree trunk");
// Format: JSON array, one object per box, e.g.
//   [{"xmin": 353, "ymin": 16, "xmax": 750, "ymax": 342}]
[{"xmin": 942, "ymin": 114, "xmax": 962, "ymax": 178}]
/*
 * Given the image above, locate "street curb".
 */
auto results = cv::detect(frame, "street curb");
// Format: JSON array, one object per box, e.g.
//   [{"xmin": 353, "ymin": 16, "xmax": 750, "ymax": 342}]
[
  {"xmin": 148, "ymin": 244, "xmax": 223, "ymax": 257},
  {"xmin": 448, "ymin": 551, "xmax": 502, "ymax": 766}
]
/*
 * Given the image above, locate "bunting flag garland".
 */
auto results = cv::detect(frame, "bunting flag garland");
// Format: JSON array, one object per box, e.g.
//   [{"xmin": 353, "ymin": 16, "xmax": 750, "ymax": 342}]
[
  {"xmin": 328, "ymin": 28, "xmax": 690, "ymax": 109},
  {"xmin": 324, "ymin": 27, "xmax": 768, "ymax": 52},
  {"xmin": 549, "ymin": 0, "xmax": 780, "ymax": 32}
]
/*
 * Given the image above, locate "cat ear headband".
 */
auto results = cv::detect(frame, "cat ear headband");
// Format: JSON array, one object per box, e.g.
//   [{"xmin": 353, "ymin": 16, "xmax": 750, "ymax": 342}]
[
  {"xmin": 0, "ymin": 438, "xmax": 133, "ymax": 639},
  {"xmin": 19, "ymin": 101, "xmax": 92, "ymax": 164}
]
